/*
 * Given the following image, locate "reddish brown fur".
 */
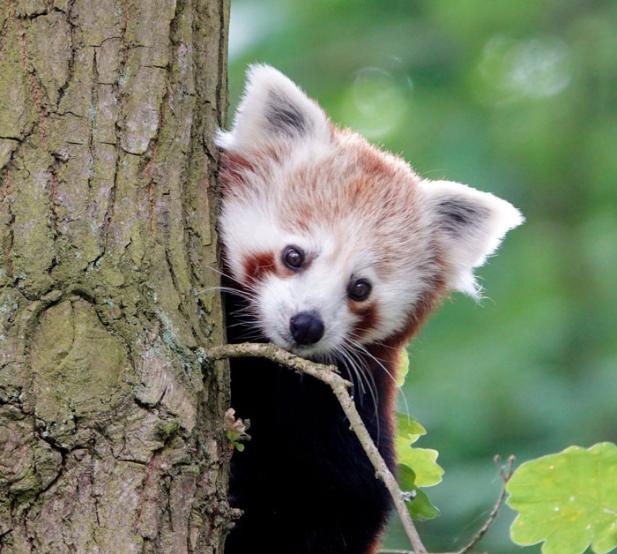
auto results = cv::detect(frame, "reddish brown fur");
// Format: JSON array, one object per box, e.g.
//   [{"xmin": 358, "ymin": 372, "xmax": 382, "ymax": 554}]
[
  {"xmin": 219, "ymin": 151, "xmax": 256, "ymax": 190},
  {"xmin": 365, "ymin": 539, "xmax": 381, "ymax": 554},
  {"xmin": 243, "ymin": 252, "xmax": 277, "ymax": 284},
  {"xmin": 220, "ymin": 146, "xmax": 289, "ymax": 191},
  {"xmin": 349, "ymin": 302, "xmax": 380, "ymax": 341},
  {"xmin": 359, "ymin": 146, "xmax": 398, "ymax": 180}
]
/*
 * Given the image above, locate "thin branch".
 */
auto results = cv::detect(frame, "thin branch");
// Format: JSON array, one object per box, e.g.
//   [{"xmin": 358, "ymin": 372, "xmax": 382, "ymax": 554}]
[
  {"xmin": 380, "ymin": 551, "xmax": 482, "ymax": 554},
  {"xmin": 206, "ymin": 342, "xmax": 428, "ymax": 554},
  {"xmin": 455, "ymin": 455, "xmax": 516, "ymax": 554}
]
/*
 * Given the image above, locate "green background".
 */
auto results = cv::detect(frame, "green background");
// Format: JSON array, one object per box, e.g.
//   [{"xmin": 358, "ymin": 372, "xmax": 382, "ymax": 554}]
[{"xmin": 227, "ymin": 1, "xmax": 617, "ymax": 552}]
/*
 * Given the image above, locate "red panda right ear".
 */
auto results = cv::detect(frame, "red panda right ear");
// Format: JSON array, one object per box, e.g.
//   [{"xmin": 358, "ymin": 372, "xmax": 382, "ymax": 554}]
[
  {"xmin": 419, "ymin": 179, "xmax": 524, "ymax": 298},
  {"xmin": 216, "ymin": 65, "xmax": 331, "ymax": 153}
]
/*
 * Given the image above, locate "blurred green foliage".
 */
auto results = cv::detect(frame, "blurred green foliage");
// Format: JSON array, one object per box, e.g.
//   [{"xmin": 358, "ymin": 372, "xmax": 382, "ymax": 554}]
[{"xmin": 228, "ymin": 1, "xmax": 617, "ymax": 552}]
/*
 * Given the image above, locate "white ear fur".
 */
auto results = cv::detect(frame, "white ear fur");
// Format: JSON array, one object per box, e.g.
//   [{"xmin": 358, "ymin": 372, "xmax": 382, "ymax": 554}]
[
  {"xmin": 419, "ymin": 179, "xmax": 524, "ymax": 297},
  {"xmin": 216, "ymin": 64, "xmax": 330, "ymax": 152}
]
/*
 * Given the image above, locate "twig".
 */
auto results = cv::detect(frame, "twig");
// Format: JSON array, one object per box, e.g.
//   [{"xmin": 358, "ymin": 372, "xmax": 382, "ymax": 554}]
[
  {"xmin": 380, "ymin": 551, "xmax": 480, "ymax": 554},
  {"xmin": 206, "ymin": 342, "xmax": 429, "ymax": 554},
  {"xmin": 455, "ymin": 454, "xmax": 516, "ymax": 554}
]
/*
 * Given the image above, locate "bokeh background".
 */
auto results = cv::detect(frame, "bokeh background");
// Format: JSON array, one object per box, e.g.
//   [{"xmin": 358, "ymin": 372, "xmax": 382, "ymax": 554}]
[{"xmin": 227, "ymin": 1, "xmax": 617, "ymax": 552}]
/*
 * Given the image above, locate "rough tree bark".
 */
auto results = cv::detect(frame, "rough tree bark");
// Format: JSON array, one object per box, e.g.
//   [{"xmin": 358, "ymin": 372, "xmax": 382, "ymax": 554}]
[{"xmin": 0, "ymin": 0, "xmax": 231, "ymax": 552}]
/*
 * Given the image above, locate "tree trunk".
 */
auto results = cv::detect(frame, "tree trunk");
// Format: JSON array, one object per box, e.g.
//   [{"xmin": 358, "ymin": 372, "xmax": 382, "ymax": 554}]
[{"xmin": 0, "ymin": 0, "xmax": 231, "ymax": 552}]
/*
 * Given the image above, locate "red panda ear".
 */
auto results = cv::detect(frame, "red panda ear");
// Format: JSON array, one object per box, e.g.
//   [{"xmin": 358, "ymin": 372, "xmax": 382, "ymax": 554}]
[
  {"xmin": 216, "ymin": 65, "xmax": 331, "ymax": 152},
  {"xmin": 419, "ymin": 179, "xmax": 524, "ymax": 297}
]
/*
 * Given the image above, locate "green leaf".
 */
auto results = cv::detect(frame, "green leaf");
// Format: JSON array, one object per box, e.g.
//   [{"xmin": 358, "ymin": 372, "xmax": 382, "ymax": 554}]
[
  {"xmin": 398, "ymin": 461, "xmax": 416, "ymax": 491},
  {"xmin": 396, "ymin": 412, "xmax": 427, "ymax": 443},
  {"xmin": 507, "ymin": 442, "xmax": 617, "ymax": 554},
  {"xmin": 398, "ymin": 445, "xmax": 444, "ymax": 487},
  {"xmin": 397, "ymin": 464, "xmax": 441, "ymax": 520},
  {"xmin": 396, "ymin": 348, "xmax": 410, "ymax": 388},
  {"xmin": 410, "ymin": 488, "xmax": 441, "ymax": 520},
  {"xmin": 395, "ymin": 413, "xmax": 444, "ymax": 521},
  {"xmin": 395, "ymin": 413, "xmax": 444, "ymax": 487}
]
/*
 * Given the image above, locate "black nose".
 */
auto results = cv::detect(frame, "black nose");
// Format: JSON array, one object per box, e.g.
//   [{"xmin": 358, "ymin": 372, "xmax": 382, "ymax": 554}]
[{"xmin": 290, "ymin": 311, "xmax": 325, "ymax": 346}]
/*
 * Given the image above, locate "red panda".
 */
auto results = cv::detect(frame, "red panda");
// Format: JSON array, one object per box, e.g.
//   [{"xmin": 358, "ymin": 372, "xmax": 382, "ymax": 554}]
[{"xmin": 217, "ymin": 65, "xmax": 523, "ymax": 554}]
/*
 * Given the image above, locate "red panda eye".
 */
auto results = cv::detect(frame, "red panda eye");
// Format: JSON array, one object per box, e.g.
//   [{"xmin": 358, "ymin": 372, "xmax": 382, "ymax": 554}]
[
  {"xmin": 348, "ymin": 278, "xmax": 372, "ymax": 302},
  {"xmin": 282, "ymin": 245, "xmax": 305, "ymax": 270}
]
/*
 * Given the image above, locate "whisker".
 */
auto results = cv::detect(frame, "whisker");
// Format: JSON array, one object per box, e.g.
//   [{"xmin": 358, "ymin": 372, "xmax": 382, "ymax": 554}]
[
  {"xmin": 340, "ymin": 343, "xmax": 369, "ymax": 400},
  {"xmin": 348, "ymin": 338, "xmax": 411, "ymax": 418},
  {"xmin": 197, "ymin": 285, "xmax": 259, "ymax": 303},
  {"xmin": 345, "ymin": 341, "xmax": 378, "ymax": 407},
  {"xmin": 336, "ymin": 347, "xmax": 366, "ymax": 399},
  {"xmin": 337, "ymin": 341, "xmax": 381, "ymax": 442},
  {"xmin": 366, "ymin": 339, "xmax": 398, "ymax": 352},
  {"xmin": 225, "ymin": 320, "xmax": 259, "ymax": 330},
  {"xmin": 204, "ymin": 264, "xmax": 260, "ymax": 296}
]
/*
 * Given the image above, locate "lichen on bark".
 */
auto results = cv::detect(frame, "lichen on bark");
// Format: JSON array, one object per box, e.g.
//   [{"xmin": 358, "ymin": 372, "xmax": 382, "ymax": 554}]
[{"xmin": 0, "ymin": 0, "xmax": 231, "ymax": 552}]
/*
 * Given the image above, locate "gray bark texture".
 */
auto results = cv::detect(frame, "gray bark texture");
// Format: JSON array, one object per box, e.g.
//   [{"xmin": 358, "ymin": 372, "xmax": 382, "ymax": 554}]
[{"xmin": 0, "ymin": 0, "xmax": 232, "ymax": 552}]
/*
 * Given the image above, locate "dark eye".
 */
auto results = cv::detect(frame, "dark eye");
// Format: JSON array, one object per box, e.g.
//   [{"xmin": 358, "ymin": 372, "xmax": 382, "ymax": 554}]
[
  {"xmin": 282, "ymin": 245, "xmax": 305, "ymax": 270},
  {"xmin": 348, "ymin": 278, "xmax": 372, "ymax": 302}
]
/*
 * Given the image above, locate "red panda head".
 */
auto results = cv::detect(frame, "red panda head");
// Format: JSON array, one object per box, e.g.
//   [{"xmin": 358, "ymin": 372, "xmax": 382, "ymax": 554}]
[{"xmin": 217, "ymin": 65, "xmax": 523, "ymax": 358}]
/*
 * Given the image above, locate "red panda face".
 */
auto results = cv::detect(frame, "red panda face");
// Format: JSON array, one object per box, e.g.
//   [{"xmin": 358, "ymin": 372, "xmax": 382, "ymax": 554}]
[{"xmin": 217, "ymin": 66, "xmax": 523, "ymax": 357}]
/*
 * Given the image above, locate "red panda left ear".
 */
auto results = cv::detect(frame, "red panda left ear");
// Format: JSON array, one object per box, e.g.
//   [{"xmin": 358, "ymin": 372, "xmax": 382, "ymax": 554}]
[
  {"xmin": 216, "ymin": 64, "xmax": 331, "ymax": 153},
  {"xmin": 419, "ymin": 179, "xmax": 524, "ymax": 297}
]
